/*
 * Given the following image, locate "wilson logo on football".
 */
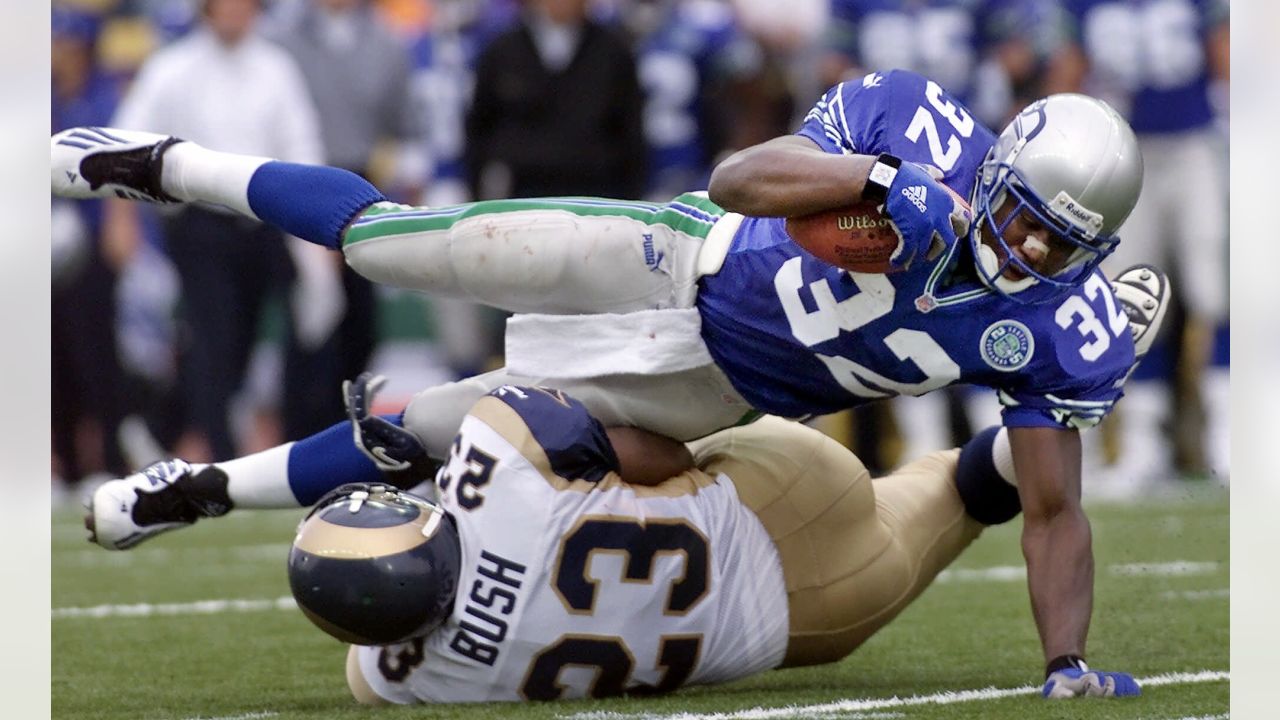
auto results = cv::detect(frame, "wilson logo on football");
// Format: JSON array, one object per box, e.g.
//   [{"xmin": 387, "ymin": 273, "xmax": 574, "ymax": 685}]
[{"xmin": 837, "ymin": 215, "xmax": 891, "ymax": 231}]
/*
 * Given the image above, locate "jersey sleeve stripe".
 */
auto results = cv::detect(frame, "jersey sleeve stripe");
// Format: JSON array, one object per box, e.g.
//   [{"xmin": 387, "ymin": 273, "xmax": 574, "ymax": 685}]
[{"xmin": 832, "ymin": 82, "xmax": 859, "ymax": 153}]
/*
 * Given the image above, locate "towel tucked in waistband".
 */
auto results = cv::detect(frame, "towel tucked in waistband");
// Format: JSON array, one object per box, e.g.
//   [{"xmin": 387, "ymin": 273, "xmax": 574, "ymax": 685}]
[{"xmin": 504, "ymin": 308, "xmax": 714, "ymax": 379}]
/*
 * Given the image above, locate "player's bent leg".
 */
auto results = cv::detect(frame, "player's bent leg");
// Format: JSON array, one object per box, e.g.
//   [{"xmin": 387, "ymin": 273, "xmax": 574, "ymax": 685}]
[
  {"xmin": 955, "ymin": 426, "xmax": 1022, "ymax": 525},
  {"xmin": 403, "ymin": 363, "xmax": 755, "ymax": 460},
  {"xmin": 342, "ymin": 194, "xmax": 720, "ymax": 313},
  {"xmin": 346, "ymin": 647, "xmax": 390, "ymax": 706},
  {"xmin": 688, "ymin": 418, "xmax": 951, "ymax": 666},
  {"xmin": 786, "ymin": 450, "xmax": 985, "ymax": 666},
  {"xmin": 401, "ymin": 369, "xmax": 516, "ymax": 459},
  {"xmin": 698, "ymin": 418, "xmax": 989, "ymax": 667}
]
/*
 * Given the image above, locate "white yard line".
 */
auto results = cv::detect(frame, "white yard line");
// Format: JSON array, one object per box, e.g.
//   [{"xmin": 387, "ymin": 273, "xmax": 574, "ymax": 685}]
[
  {"xmin": 59, "ymin": 543, "xmax": 289, "ymax": 567},
  {"xmin": 937, "ymin": 560, "xmax": 1222, "ymax": 584},
  {"xmin": 54, "ymin": 558, "xmax": 1225, "ymax": 619},
  {"xmin": 53, "ymin": 596, "xmax": 296, "ymax": 619},
  {"xmin": 558, "ymin": 671, "xmax": 1229, "ymax": 720},
  {"xmin": 935, "ymin": 566, "xmax": 1026, "ymax": 583},
  {"xmin": 1160, "ymin": 588, "xmax": 1229, "ymax": 601},
  {"xmin": 175, "ymin": 707, "xmax": 277, "ymax": 712},
  {"xmin": 1110, "ymin": 561, "xmax": 1220, "ymax": 577}
]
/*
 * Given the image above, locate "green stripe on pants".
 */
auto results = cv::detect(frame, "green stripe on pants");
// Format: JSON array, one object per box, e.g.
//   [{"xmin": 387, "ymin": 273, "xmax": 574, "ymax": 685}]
[{"xmin": 343, "ymin": 195, "xmax": 724, "ymax": 248}]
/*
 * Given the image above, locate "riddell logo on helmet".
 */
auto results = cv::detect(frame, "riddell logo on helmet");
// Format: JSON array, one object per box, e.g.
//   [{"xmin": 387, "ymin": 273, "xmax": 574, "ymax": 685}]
[
  {"xmin": 837, "ymin": 215, "xmax": 891, "ymax": 231},
  {"xmin": 1051, "ymin": 191, "xmax": 1103, "ymax": 237},
  {"xmin": 1061, "ymin": 200, "xmax": 1092, "ymax": 224}
]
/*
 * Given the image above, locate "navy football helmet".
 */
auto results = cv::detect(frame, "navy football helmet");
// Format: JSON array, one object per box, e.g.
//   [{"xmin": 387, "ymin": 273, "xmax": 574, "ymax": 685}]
[
  {"xmin": 971, "ymin": 94, "xmax": 1143, "ymax": 301},
  {"xmin": 288, "ymin": 483, "xmax": 461, "ymax": 645}
]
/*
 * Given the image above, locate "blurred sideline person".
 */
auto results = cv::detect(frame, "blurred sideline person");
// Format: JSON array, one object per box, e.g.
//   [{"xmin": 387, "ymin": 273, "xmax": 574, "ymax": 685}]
[
  {"xmin": 107, "ymin": 0, "xmax": 326, "ymax": 462},
  {"xmin": 636, "ymin": 0, "xmax": 771, "ymax": 200},
  {"xmin": 465, "ymin": 0, "xmax": 646, "ymax": 200},
  {"xmin": 52, "ymin": 5, "xmax": 130, "ymax": 488},
  {"xmin": 1045, "ymin": 0, "xmax": 1230, "ymax": 485},
  {"xmin": 820, "ymin": 0, "xmax": 1060, "ymax": 133},
  {"xmin": 403, "ymin": 1, "xmax": 516, "ymax": 378},
  {"xmin": 268, "ymin": 0, "xmax": 427, "ymax": 440},
  {"xmin": 457, "ymin": 0, "xmax": 647, "ymax": 378},
  {"xmin": 53, "ymin": 70, "xmax": 1169, "ymax": 687}
]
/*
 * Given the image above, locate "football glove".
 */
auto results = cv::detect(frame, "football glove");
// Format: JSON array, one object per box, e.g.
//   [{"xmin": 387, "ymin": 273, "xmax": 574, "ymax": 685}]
[
  {"xmin": 343, "ymin": 372, "xmax": 436, "ymax": 486},
  {"xmin": 876, "ymin": 159, "xmax": 971, "ymax": 271},
  {"xmin": 1042, "ymin": 667, "xmax": 1141, "ymax": 699}
]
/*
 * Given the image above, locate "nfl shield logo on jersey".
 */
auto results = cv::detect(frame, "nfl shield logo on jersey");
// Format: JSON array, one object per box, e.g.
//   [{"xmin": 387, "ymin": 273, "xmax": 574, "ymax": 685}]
[{"xmin": 980, "ymin": 320, "xmax": 1034, "ymax": 372}]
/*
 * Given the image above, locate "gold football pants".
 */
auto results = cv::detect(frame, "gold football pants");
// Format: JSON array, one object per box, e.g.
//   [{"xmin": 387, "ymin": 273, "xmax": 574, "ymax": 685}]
[{"xmin": 691, "ymin": 416, "xmax": 984, "ymax": 667}]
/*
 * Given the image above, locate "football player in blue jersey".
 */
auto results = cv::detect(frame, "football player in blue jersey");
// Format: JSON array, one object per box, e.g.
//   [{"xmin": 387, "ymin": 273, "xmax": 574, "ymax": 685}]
[
  {"xmin": 822, "ymin": 0, "xmax": 1061, "ymax": 126},
  {"xmin": 637, "ymin": 0, "xmax": 768, "ymax": 199},
  {"xmin": 1046, "ymin": 0, "xmax": 1230, "ymax": 485},
  {"xmin": 53, "ymin": 69, "xmax": 1167, "ymax": 694}
]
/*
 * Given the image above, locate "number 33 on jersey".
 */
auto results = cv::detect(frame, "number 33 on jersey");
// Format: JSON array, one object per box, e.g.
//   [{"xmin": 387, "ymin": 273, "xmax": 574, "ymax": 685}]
[{"xmin": 351, "ymin": 387, "xmax": 791, "ymax": 702}]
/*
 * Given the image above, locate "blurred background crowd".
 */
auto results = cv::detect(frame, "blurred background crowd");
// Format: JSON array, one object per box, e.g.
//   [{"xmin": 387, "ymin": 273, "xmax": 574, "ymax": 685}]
[{"xmin": 50, "ymin": 0, "xmax": 1230, "ymax": 503}]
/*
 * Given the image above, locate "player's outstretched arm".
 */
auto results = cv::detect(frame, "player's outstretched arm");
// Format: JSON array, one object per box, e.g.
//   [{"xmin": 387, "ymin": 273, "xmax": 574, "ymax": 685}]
[
  {"xmin": 709, "ymin": 135, "xmax": 970, "ymax": 271},
  {"xmin": 708, "ymin": 135, "xmax": 881, "ymax": 218},
  {"xmin": 1008, "ymin": 426, "xmax": 1140, "ymax": 698}
]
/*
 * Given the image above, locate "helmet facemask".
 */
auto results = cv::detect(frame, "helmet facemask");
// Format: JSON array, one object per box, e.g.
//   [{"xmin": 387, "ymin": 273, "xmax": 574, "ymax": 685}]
[
  {"xmin": 968, "ymin": 94, "xmax": 1139, "ymax": 304},
  {"xmin": 970, "ymin": 158, "xmax": 1120, "ymax": 303}
]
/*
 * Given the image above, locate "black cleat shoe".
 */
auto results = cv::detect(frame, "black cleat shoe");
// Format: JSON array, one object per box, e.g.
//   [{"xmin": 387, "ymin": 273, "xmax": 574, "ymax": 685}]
[
  {"xmin": 51, "ymin": 126, "xmax": 183, "ymax": 203},
  {"xmin": 86, "ymin": 460, "xmax": 232, "ymax": 550}
]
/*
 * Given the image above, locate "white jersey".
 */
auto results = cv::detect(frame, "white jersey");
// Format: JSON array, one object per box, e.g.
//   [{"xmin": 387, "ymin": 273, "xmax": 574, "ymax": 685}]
[{"xmin": 355, "ymin": 386, "xmax": 789, "ymax": 703}]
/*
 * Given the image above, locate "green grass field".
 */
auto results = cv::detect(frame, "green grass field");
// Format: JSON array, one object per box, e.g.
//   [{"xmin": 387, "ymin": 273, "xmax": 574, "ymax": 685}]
[{"xmin": 52, "ymin": 486, "xmax": 1228, "ymax": 720}]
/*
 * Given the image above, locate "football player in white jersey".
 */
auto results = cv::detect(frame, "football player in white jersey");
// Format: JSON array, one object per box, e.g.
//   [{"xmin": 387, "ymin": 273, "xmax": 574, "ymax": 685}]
[
  {"xmin": 292, "ymin": 381, "xmax": 1137, "ymax": 702},
  {"xmin": 52, "ymin": 74, "xmax": 1167, "ymax": 693}
]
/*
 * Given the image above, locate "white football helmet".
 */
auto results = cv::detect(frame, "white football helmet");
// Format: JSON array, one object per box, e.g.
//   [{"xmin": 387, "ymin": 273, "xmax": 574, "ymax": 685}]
[{"xmin": 971, "ymin": 94, "xmax": 1143, "ymax": 301}]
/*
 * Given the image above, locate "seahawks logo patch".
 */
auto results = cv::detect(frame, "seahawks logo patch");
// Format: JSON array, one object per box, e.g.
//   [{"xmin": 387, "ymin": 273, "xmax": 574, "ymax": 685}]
[{"xmin": 980, "ymin": 320, "xmax": 1034, "ymax": 372}]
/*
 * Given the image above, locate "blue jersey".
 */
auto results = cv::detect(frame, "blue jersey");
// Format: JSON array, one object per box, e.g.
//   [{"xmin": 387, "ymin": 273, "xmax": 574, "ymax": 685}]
[
  {"xmin": 410, "ymin": 31, "xmax": 477, "ymax": 189},
  {"xmin": 1063, "ymin": 0, "xmax": 1226, "ymax": 133},
  {"xmin": 409, "ymin": 1, "xmax": 519, "ymax": 196},
  {"xmin": 826, "ymin": 0, "xmax": 1056, "ymax": 118},
  {"xmin": 696, "ymin": 70, "xmax": 1135, "ymax": 429},
  {"xmin": 639, "ymin": 0, "xmax": 763, "ymax": 198}
]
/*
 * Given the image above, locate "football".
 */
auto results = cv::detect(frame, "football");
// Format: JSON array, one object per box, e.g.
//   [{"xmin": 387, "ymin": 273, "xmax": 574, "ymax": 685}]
[{"xmin": 784, "ymin": 201, "xmax": 901, "ymax": 273}]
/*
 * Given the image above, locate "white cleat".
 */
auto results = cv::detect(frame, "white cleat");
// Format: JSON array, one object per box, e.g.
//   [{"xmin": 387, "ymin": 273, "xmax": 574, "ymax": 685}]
[
  {"xmin": 86, "ymin": 459, "xmax": 201, "ymax": 550},
  {"xmin": 51, "ymin": 126, "xmax": 183, "ymax": 203},
  {"xmin": 1110, "ymin": 264, "xmax": 1171, "ymax": 365}
]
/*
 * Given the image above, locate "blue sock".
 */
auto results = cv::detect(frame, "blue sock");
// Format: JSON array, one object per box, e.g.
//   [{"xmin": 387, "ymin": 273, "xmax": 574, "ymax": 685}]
[
  {"xmin": 1212, "ymin": 322, "xmax": 1229, "ymax": 366},
  {"xmin": 285, "ymin": 418, "xmax": 391, "ymax": 506},
  {"xmin": 956, "ymin": 426, "xmax": 1022, "ymax": 525},
  {"xmin": 246, "ymin": 162, "xmax": 386, "ymax": 249}
]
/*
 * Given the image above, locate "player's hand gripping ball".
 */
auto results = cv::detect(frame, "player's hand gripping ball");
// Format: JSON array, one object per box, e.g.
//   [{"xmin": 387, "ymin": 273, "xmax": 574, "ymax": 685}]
[{"xmin": 785, "ymin": 180, "xmax": 972, "ymax": 274}]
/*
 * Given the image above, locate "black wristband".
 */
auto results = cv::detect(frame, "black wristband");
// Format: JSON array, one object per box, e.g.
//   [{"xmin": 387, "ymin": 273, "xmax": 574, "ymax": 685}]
[
  {"xmin": 862, "ymin": 153, "xmax": 903, "ymax": 205},
  {"xmin": 1045, "ymin": 654, "xmax": 1088, "ymax": 679}
]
